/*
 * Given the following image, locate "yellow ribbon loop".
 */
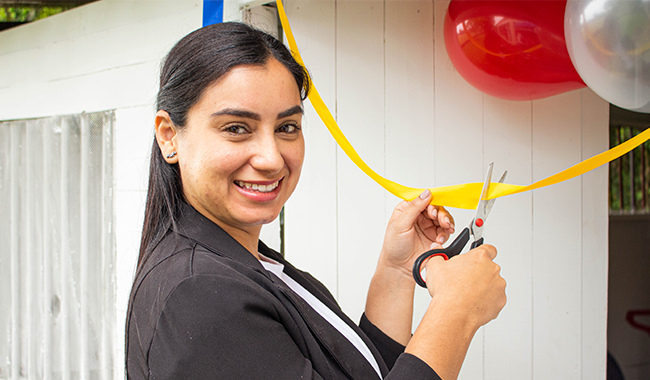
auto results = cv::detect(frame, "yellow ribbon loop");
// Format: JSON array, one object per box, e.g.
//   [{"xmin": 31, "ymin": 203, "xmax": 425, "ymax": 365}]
[{"xmin": 277, "ymin": 0, "xmax": 650, "ymax": 209}]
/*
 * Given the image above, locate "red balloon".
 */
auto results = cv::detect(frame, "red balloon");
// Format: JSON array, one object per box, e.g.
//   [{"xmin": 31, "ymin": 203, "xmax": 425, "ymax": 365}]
[{"xmin": 444, "ymin": 0, "xmax": 586, "ymax": 100}]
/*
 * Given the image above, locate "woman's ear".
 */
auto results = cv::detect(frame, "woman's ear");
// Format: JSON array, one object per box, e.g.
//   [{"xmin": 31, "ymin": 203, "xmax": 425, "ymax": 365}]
[{"xmin": 155, "ymin": 110, "xmax": 179, "ymax": 164}]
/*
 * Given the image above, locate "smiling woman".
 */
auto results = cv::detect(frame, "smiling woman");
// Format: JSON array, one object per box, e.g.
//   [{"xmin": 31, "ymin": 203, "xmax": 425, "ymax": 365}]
[
  {"xmin": 126, "ymin": 21, "xmax": 506, "ymax": 380},
  {"xmin": 155, "ymin": 59, "xmax": 305, "ymax": 255}
]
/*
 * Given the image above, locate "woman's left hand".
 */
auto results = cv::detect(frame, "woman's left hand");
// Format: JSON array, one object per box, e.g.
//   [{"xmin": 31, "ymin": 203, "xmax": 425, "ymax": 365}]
[
  {"xmin": 378, "ymin": 189, "xmax": 455, "ymax": 276},
  {"xmin": 366, "ymin": 189, "xmax": 455, "ymax": 344}
]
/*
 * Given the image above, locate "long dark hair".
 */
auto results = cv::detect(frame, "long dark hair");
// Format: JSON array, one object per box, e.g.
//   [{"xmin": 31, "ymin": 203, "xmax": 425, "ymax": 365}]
[{"xmin": 138, "ymin": 22, "xmax": 310, "ymax": 270}]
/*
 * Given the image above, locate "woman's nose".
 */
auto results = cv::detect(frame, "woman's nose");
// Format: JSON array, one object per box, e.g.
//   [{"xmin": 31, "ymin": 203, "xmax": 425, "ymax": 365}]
[{"xmin": 250, "ymin": 135, "xmax": 284, "ymax": 174}]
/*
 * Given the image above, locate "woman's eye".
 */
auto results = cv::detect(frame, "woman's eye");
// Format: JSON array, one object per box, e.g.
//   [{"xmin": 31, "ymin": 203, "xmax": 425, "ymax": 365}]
[
  {"xmin": 223, "ymin": 124, "xmax": 248, "ymax": 135},
  {"xmin": 277, "ymin": 123, "xmax": 301, "ymax": 134}
]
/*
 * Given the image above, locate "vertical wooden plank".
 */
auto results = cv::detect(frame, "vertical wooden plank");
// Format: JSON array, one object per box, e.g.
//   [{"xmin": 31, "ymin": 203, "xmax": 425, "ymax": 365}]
[
  {"xmin": 43, "ymin": 119, "xmax": 53, "ymax": 380},
  {"xmin": 48, "ymin": 117, "xmax": 63, "ymax": 378},
  {"xmin": 483, "ymin": 97, "xmax": 533, "ymax": 380},
  {"xmin": 10, "ymin": 122, "xmax": 21, "ymax": 380},
  {"xmin": 336, "ymin": 0, "xmax": 387, "ymax": 322},
  {"xmin": 60, "ymin": 118, "xmax": 71, "ymax": 380},
  {"xmin": 80, "ymin": 115, "xmax": 90, "ymax": 380},
  {"xmin": 384, "ymin": 0, "xmax": 435, "ymax": 329},
  {"xmin": 433, "ymin": 1, "xmax": 485, "ymax": 378},
  {"xmin": 0, "ymin": 122, "xmax": 11, "ymax": 379},
  {"xmin": 22, "ymin": 121, "xmax": 34, "ymax": 379},
  {"xmin": 384, "ymin": 0, "xmax": 435, "ymax": 192},
  {"xmin": 25, "ymin": 120, "xmax": 45, "ymax": 379},
  {"xmin": 532, "ymin": 92, "xmax": 583, "ymax": 379},
  {"xmin": 101, "ymin": 112, "xmax": 116, "ymax": 380},
  {"xmin": 433, "ymin": 0, "xmax": 483, "ymax": 189},
  {"xmin": 580, "ymin": 89, "xmax": 609, "ymax": 380},
  {"xmin": 282, "ymin": 0, "xmax": 339, "ymax": 295}
]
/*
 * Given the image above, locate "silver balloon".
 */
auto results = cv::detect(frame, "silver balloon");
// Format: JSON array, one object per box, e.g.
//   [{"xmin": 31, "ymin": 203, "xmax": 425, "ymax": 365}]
[{"xmin": 565, "ymin": 0, "xmax": 650, "ymax": 113}]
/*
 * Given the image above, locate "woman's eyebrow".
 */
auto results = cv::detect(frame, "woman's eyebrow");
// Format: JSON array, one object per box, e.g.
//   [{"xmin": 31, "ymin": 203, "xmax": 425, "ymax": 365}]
[
  {"xmin": 212, "ymin": 108, "xmax": 261, "ymax": 120},
  {"xmin": 277, "ymin": 105, "xmax": 304, "ymax": 119},
  {"xmin": 212, "ymin": 105, "xmax": 303, "ymax": 120}
]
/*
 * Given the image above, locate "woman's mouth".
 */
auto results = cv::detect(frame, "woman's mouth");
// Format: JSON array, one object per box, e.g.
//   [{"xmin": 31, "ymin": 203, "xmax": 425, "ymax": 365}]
[{"xmin": 234, "ymin": 179, "xmax": 281, "ymax": 193}]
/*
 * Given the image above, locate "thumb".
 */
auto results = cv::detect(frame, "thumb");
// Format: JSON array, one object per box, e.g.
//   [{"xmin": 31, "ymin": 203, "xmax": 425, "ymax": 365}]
[
  {"xmin": 394, "ymin": 189, "xmax": 432, "ymax": 227},
  {"xmin": 423, "ymin": 254, "xmax": 447, "ymax": 282}
]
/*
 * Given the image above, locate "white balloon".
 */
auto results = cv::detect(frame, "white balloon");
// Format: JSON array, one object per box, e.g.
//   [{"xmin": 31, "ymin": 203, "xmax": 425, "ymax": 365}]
[{"xmin": 565, "ymin": 0, "xmax": 650, "ymax": 113}]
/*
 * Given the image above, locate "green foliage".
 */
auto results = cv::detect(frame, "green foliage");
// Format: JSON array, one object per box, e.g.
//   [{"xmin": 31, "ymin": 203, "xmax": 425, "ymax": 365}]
[
  {"xmin": 610, "ymin": 126, "xmax": 650, "ymax": 214},
  {"xmin": 0, "ymin": 6, "xmax": 71, "ymax": 23}
]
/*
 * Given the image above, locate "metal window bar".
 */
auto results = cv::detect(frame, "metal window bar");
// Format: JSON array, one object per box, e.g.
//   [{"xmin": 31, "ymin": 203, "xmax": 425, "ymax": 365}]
[
  {"xmin": 609, "ymin": 125, "xmax": 650, "ymax": 215},
  {"xmin": 0, "ymin": 111, "xmax": 115, "ymax": 380}
]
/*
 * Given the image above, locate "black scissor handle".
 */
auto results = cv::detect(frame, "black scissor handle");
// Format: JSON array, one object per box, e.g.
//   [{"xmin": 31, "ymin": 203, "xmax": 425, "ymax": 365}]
[{"xmin": 412, "ymin": 228, "xmax": 470, "ymax": 288}]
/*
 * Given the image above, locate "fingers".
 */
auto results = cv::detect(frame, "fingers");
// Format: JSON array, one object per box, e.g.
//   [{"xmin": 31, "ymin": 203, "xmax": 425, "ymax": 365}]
[
  {"xmin": 391, "ymin": 189, "xmax": 433, "ymax": 230},
  {"xmin": 435, "ymin": 227, "xmax": 449, "ymax": 245},
  {"xmin": 425, "ymin": 205, "xmax": 454, "ymax": 231},
  {"xmin": 436, "ymin": 206, "xmax": 455, "ymax": 231},
  {"xmin": 426, "ymin": 204, "xmax": 438, "ymax": 222},
  {"xmin": 424, "ymin": 205, "xmax": 453, "ymax": 245}
]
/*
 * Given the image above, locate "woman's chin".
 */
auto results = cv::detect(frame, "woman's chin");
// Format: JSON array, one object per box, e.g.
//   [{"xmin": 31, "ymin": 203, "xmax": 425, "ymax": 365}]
[{"xmin": 235, "ymin": 208, "xmax": 283, "ymax": 228}]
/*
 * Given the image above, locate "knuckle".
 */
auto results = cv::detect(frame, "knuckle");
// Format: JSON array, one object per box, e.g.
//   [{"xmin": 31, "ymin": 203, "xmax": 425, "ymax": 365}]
[
  {"xmin": 477, "ymin": 248, "xmax": 493, "ymax": 262},
  {"xmin": 481, "ymin": 244, "xmax": 497, "ymax": 256}
]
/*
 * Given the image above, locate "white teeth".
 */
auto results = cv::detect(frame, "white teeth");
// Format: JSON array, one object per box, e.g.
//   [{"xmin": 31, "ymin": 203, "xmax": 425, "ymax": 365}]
[{"xmin": 235, "ymin": 180, "xmax": 280, "ymax": 193}]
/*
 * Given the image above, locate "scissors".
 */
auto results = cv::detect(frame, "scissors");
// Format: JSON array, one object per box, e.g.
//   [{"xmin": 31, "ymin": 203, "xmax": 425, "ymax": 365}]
[{"xmin": 412, "ymin": 162, "xmax": 507, "ymax": 288}]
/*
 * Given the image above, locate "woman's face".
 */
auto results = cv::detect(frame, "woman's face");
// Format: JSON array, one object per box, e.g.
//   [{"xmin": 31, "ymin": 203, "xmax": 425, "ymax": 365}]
[{"xmin": 175, "ymin": 58, "xmax": 304, "ymax": 237}]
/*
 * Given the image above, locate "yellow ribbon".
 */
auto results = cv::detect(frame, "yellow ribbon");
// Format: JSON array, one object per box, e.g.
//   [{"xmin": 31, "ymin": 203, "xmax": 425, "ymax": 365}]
[{"xmin": 277, "ymin": 0, "xmax": 650, "ymax": 209}]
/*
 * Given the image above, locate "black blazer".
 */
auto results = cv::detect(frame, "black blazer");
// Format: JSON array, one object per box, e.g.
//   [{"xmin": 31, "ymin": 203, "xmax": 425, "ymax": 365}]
[{"xmin": 126, "ymin": 202, "xmax": 441, "ymax": 380}]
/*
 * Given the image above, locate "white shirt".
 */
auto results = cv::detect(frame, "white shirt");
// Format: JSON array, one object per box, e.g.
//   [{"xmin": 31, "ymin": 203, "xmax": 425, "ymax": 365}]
[{"xmin": 259, "ymin": 254, "xmax": 382, "ymax": 378}]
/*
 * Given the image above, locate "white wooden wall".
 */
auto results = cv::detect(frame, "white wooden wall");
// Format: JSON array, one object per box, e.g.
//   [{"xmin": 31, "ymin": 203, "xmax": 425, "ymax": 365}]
[
  {"xmin": 274, "ymin": 1, "xmax": 610, "ymax": 379},
  {"xmin": 0, "ymin": 0, "xmax": 609, "ymax": 379}
]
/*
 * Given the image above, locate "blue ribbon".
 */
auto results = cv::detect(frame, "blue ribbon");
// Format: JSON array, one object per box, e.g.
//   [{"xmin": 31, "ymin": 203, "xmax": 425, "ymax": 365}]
[{"xmin": 203, "ymin": 0, "xmax": 223, "ymax": 26}]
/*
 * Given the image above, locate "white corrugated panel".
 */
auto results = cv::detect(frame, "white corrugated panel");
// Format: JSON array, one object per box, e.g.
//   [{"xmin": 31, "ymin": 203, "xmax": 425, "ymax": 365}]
[{"xmin": 0, "ymin": 112, "xmax": 115, "ymax": 380}]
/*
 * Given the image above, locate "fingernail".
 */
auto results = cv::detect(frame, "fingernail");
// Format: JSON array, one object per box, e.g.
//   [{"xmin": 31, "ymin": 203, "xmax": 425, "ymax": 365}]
[
  {"xmin": 419, "ymin": 189, "xmax": 431, "ymax": 200},
  {"xmin": 431, "ymin": 207, "xmax": 438, "ymax": 218},
  {"xmin": 444, "ymin": 216, "xmax": 455, "ymax": 229},
  {"xmin": 430, "ymin": 242, "xmax": 441, "ymax": 249},
  {"xmin": 437, "ymin": 235, "xmax": 446, "ymax": 244}
]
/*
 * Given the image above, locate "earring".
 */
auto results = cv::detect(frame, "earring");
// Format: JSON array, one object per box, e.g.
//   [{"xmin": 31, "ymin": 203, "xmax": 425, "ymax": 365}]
[{"xmin": 166, "ymin": 151, "xmax": 177, "ymax": 159}]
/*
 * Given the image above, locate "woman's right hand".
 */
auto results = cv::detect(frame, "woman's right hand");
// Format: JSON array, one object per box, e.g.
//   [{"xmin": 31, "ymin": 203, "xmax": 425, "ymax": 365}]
[
  {"xmin": 405, "ymin": 244, "xmax": 506, "ymax": 380},
  {"xmin": 425, "ymin": 244, "xmax": 506, "ymax": 328}
]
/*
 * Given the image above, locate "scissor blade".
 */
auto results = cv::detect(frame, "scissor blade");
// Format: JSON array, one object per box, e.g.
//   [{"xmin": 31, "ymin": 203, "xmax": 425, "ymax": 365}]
[
  {"xmin": 477, "ymin": 162, "xmax": 494, "ymax": 214},
  {"xmin": 471, "ymin": 163, "xmax": 497, "ymax": 241},
  {"xmin": 483, "ymin": 170, "xmax": 508, "ymax": 217}
]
